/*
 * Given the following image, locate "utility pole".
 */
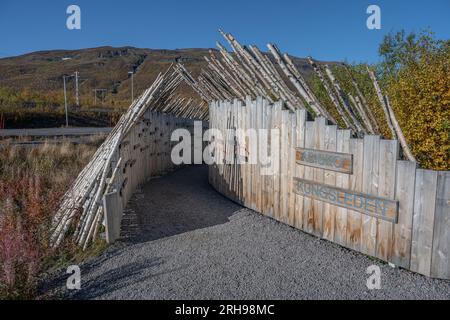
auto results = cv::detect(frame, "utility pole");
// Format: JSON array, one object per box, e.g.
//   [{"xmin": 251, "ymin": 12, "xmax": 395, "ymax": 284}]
[
  {"xmin": 63, "ymin": 75, "xmax": 69, "ymax": 127},
  {"xmin": 128, "ymin": 71, "xmax": 134, "ymax": 103},
  {"xmin": 74, "ymin": 71, "xmax": 80, "ymax": 106}
]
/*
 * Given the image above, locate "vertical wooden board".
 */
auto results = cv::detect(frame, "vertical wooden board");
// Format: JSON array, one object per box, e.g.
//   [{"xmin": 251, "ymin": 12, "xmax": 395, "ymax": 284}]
[
  {"xmin": 216, "ymin": 104, "xmax": 222, "ymax": 194},
  {"xmin": 238, "ymin": 102, "xmax": 245, "ymax": 202},
  {"xmin": 410, "ymin": 169, "xmax": 438, "ymax": 277},
  {"xmin": 256, "ymin": 97, "xmax": 264, "ymax": 212},
  {"xmin": 280, "ymin": 110, "xmax": 290, "ymax": 224},
  {"xmin": 235, "ymin": 101, "xmax": 240, "ymax": 198},
  {"xmin": 334, "ymin": 129, "xmax": 351, "ymax": 246},
  {"xmin": 103, "ymin": 191, "xmax": 123, "ymax": 244},
  {"xmin": 312, "ymin": 117, "xmax": 326, "ymax": 237},
  {"xmin": 237, "ymin": 103, "xmax": 243, "ymax": 200},
  {"xmin": 150, "ymin": 112, "xmax": 156, "ymax": 177},
  {"xmin": 228, "ymin": 102, "xmax": 234, "ymax": 199},
  {"xmin": 360, "ymin": 135, "xmax": 380, "ymax": 256},
  {"xmin": 261, "ymin": 100, "xmax": 270, "ymax": 215},
  {"xmin": 222, "ymin": 102, "xmax": 228, "ymax": 197},
  {"xmin": 149, "ymin": 111, "xmax": 154, "ymax": 175},
  {"xmin": 250, "ymin": 99, "xmax": 257, "ymax": 210},
  {"xmin": 390, "ymin": 160, "xmax": 416, "ymax": 268},
  {"xmin": 287, "ymin": 113, "xmax": 297, "ymax": 227},
  {"xmin": 232, "ymin": 100, "xmax": 238, "ymax": 198},
  {"xmin": 431, "ymin": 171, "xmax": 450, "ymax": 279},
  {"xmin": 217, "ymin": 103, "xmax": 222, "ymax": 191},
  {"xmin": 322, "ymin": 124, "xmax": 337, "ymax": 241},
  {"xmin": 208, "ymin": 104, "xmax": 213, "ymax": 185},
  {"xmin": 224, "ymin": 102, "xmax": 231, "ymax": 198},
  {"xmin": 376, "ymin": 139, "xmax": 399, "ymax": 261},
  {"xmin": 130, "ymin": 125, "xmax": 136, "ymax": 191},
  {"xmin": 294, "ymin": 109, "xmax": 306, "ymax": 230},
  {"xmin": 265, "ymin": 102, "xmax": 274, "ymax": 217},
  {"xmin": 214, "ymin": 103, "xmax": 221, "ymax": 192},
  {"xmin": 302, "ymin": 121, "xmax": 315, "ymax": 234},
  {"xmin": 272, "ymin": 102, "xmax": 282, "ymax": 221},
  {"xmin": 245, "ymin": 101, "xmax": 252, "ymax": 209},
  {"xmin": 346, "ymin": 138, "xmax": 364, "ymax": 251},
  {"xmin": 157, "ymin": 113, "xmax": 163, "ymax": 173}
]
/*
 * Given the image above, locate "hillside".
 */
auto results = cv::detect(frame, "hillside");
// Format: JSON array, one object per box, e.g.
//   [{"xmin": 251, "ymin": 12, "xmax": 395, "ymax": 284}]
[
  {"xmin": 0, "ymin": 46, "xmax": 332, "ymax": 106},
  {"xmin": 0, "ymin": 46, "xmax": 339, "ymax": 128}
]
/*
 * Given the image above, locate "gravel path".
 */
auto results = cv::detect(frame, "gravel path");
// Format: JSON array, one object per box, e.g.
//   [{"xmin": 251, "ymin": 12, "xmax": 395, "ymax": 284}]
[{"xmin": 51, "ymin": 166, "xmax": 449, "ymax": 300}]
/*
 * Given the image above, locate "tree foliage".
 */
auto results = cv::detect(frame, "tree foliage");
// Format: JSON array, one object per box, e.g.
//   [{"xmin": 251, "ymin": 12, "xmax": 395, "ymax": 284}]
[{"xmin": 381, "ymin": 30, "xmax": 449, "ymax": 170}]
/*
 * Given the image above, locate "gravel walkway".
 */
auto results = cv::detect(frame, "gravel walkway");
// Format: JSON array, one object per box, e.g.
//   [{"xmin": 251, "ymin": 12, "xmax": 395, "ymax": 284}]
[{"xmin": 51, "ymin": 166, "xmax": 449, "ymax": 300}]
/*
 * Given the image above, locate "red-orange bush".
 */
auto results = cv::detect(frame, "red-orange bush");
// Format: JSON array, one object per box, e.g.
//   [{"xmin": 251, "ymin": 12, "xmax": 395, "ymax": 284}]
[{"xmin": 0, "ymin": 142, "xmax": 99, "ymax": 299}]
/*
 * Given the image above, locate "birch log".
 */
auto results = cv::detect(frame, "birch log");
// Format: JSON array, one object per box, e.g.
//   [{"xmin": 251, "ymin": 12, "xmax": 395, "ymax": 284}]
[
  {"xmin": 323, "ymin": 65, "xmax": 365, "ymax": 134},
  {"xmin": 385, "ymin": 96, "xmax": 416, "ymax": 162},
  {"xmin": 308, "ymin": 57, "xmax": 355, "ymax": 131},
  {"xmin": 367, "ymin": 67, "xmax": 397, "ymax": 139}
]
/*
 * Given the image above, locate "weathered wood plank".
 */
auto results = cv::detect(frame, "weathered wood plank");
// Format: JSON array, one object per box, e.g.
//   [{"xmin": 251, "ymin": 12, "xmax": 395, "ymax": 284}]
[
  {"xmin": 410, "ymin": 169, "xmax": 438, "ymax": 277},
  {"xmin": 303, "ymin": 121, "xmax": 315, "ymax": 234},
  {"xmin": 103, "ymin": 191, "xmax": 122, "ymax": 244},
  {"xmin": 322, "ymin": 124, "xmax": 337, "ymax": 241},
  {"xmin": 288, "ymin": 112, "xmax": 297, "ymax": 227},
  {"xmin": 280, "ymin": 110, "xmax": 290, "ymax": 224},
  {"xmin": 272, "ymin": 101, "xmax": 282, "ymax": 220},
  {"xmin": 431, "ymin": 171, "xmax": 450, "ymax": 279},
  {"xmin": 376, "ymin": 139, "xmax": 399, "ymax": 261},
  {"xmin": 256, "ymin": 97, "xmax": 264, "ymax": 212},
  {"xmin": 294, "ymin": 109, "xmax": 306, "ymax": 230},
  {"xmin": 334, "ymin": 129, "xmax": 351, "ymax": 246},
  {"xmin": 312, "ymin": 117, "xmax": 326, "ymax": 237},
  {"xmin": 361, "ymin": 135, "xmax": 380, "ymax": 256},
  {"xmin": 390, "ymin": 160, "xmax": 416, "ymax": 268},
  {"xmin": 346, "ymin": 138, "xmax": 364, "ymax": 251},
  {"xmin": 245, "ymin": 98, "xmax": 252, "ymax": 209}
]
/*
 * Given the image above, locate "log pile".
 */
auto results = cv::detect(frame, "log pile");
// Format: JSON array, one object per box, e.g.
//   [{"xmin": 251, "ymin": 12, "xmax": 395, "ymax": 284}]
[{"xmin": 184, "ymin": 29, "xmax": 414, "ymax": 158}]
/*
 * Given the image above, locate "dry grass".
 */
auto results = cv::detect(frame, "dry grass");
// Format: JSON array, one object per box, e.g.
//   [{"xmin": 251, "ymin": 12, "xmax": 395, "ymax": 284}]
[{"xmin": 0, "ymin": 139, "xmax": 102, "ymax": 299}]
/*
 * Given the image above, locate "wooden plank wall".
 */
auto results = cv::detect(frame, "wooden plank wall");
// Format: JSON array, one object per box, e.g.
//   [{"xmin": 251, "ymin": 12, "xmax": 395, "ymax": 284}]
[
  {"xmin": 209, "ymin": 98, "xmax": 450, "ymax": 280},
  {"xmin": 103, "ymin": 110, "xmax": 202, "ymax": 243}
]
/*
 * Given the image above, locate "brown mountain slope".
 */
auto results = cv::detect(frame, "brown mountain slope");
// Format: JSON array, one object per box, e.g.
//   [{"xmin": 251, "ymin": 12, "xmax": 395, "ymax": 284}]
[{"xmin": 0, "ymin": 46, "xmax": 333, "ymax": 110}]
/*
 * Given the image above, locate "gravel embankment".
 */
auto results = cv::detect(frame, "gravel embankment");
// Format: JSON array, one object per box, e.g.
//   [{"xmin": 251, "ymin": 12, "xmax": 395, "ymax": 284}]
[{"xmin": 47, "ymin": 166, "xmax": 450, "ymax": 300}]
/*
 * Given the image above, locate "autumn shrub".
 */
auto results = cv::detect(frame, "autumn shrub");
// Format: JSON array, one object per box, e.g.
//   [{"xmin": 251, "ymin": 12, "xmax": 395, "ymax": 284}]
[
  {"xmin": 316, "ymin": 30, "xmax": 449, "ymax": 170},
  {"xmin": 380, "ymin": 31, "xmax": 450, "ymax": 170},
  {"xmin": 0, "ymin": 141, "xmax": 98, "ymax": 299}
]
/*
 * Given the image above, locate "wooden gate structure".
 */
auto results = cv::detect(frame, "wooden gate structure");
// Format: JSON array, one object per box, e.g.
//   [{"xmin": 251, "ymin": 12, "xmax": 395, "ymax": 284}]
[
  {"xmin": 51, "ymin": 30, "xmax": 449, "ymax": 280},
  {"xmin": 50, "ymin": 68, "xmax": 208, "ymax": 250},
  {"xmin": 209, "ymin": 98, "xmax": 450, "ymax": 280}
]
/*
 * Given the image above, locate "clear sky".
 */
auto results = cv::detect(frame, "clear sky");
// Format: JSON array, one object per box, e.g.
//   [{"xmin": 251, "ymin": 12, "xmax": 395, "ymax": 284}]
[{"xmin": 0, "ymin": 0, "xmax": 448, "ymax": 62}]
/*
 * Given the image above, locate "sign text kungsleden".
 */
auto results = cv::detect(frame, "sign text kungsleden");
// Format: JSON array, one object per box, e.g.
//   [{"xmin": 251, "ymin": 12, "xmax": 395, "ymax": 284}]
[{"xmin": 294, "ymin": 178, "xmax": 399, "ymax": 222}]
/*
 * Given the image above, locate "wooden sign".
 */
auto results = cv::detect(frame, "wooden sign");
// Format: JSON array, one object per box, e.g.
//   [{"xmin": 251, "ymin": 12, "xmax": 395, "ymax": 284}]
[
  {"xmin": 294, "ymin": 178, "xmax": 399, "ymax": 222},
  {"xmin": 296, "ymin": 148, "xmax": 353, "ymax": 174}
]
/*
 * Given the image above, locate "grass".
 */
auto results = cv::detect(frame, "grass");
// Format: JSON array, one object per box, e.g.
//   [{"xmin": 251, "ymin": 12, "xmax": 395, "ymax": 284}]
[{"xmin": 0, "ymin": 138, "xmax": 104, "ymax": 299}]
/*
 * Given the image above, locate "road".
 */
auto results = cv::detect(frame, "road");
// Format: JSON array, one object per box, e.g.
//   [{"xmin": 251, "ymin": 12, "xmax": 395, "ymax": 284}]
[
  {"xmin": 0, "ymin": 127, "xmax": 112, "ymax": 137},
  {"xmin": 45, "ymin": 166, "xmax": 450, "ymax": 300}
]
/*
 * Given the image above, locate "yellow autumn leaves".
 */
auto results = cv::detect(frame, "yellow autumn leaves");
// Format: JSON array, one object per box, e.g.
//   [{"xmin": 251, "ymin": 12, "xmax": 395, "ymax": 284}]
[{"xmin": 387, "ymin": 46, "xmax": 449, "ymax": 170}]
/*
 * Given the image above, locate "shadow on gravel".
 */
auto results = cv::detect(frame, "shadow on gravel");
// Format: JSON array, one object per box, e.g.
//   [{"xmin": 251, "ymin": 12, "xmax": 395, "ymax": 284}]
[
  {"xmin": 66, "ymin": 256, "xmax": 184, "ymax": 299},
  {"xmin": 121, "ymin": 165, "xmax": 243, "ymax": 244}
]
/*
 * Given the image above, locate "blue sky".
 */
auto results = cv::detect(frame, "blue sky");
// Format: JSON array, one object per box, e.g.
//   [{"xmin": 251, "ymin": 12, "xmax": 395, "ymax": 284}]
[{"xmin": 0, "ymin": 0, "xmax": 448, "ymax": 62}]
